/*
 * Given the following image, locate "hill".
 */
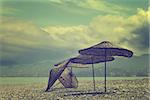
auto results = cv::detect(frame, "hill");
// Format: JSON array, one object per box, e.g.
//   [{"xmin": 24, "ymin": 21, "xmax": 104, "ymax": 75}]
[{"xmin": 0, "ymin": 54, "xmax": 149, "ymax": 77}]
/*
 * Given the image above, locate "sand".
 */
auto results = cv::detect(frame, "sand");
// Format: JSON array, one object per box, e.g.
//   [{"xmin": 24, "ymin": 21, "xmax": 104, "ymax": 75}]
[{"xmin": 0, "ymin": 78, "xmax": 149, "ymax": 100}]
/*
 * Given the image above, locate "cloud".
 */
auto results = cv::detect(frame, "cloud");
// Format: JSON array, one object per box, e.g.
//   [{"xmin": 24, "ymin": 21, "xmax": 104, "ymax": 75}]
[
  {"xmin": 77, "ymin": 0, "xmax": 130, "ymax": 14},
  {"xmin": 0, "ymin": 17, "xmax": 50, "ymax": 47},
  {"xmin": 43, "ymin": 8, "xmax": 149, "ymax": 56},
  {"xmin": 88, "ymin": 8, "xmax": 149, "ymax": 55},
  {"xmin": 0, "ymin": 17, "xmax": 79, "ymax": 66},
  {"xmin": 49, "ymin": 0, "xmax": 63, "ymax": 4},
  {"xmin": 0, "ymin": 17, "xmax": 51, "ymax": 59},
  {"xmin": 48, "ymin": 0, "xmax": 130, "ymax": 15},
  {"xmin": 120, "ymin": 18, "xmax": 149, "ymax": 55},
  {"xmin": 0, "ymin": 8, "xmax": 149, "ymax": 68},
  {"xmin": 41, "ymin": 25, "xmax": 93, "ymax": 48},
  {"xmin": 118, "ymin": 8, "xmax": 149, "ymax": 55},
  {"xmin": 0, "ymin": 8, "xmax": 149, "ymax": 64},
  {"xmin": 0, "ymin": 7, "xmax": 21, "ymax": 15}
]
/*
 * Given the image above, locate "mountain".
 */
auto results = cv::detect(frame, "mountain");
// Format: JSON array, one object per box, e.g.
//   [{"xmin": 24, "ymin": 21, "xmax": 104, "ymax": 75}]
[
  {"xmin": 0, "ymin": 54, "xmax": 149, "ymax": 77},
  {"xmin": 73, "ymin": 54, "xmax": 149, "ymax": 77}
]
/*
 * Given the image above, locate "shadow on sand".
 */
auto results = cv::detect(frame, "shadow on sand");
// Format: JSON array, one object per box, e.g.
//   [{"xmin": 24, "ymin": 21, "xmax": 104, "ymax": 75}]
[
  {"xmin": 64, "ymin": 91, "xmax": 116, "ymax": 96},
  {"xmin": 45, "ymin": 87, "xmax": 116, "ymax": 96},
  {"xmin": 45, "ymin": 87, "xmax": 86, "ymax": 93}
]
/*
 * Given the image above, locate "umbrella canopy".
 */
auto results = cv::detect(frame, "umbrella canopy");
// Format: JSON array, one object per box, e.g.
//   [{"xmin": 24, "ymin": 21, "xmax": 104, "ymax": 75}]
[
  {"xmin": 54, "ymin": 55, "xmax": 114, "ymax": 68},
  {"xmin": 54, "ymin": 59, "xmax": 89, "ymax": 68},
  {"xmin": 70, "ymin": 55, "xmax": 114, "ymax": 64},
  {"xmin": 79, "ymin": 41, "xmax": 133, "ymax": 57},
  {"xmin": 45, "ymin": 60, "xmax": 78, "ymax": 92},
  {"xmin": 59, "ymin": 67, "xmax": 78, "ymax": 88}
]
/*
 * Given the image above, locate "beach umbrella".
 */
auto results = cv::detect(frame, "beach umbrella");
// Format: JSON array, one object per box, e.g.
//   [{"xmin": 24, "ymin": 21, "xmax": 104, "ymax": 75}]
[
  {"xmin": 46, "ymin": 55, "xmax": 114, "ymax": 92},
  {"xmin": 79, "ymin": 41, "xmax": 133, "ymax": 92},
  {"xmin": 45, "ymin": 58, "xmax": 91, "ymax": 92},
  {"xmin": 45, "ymin": 60, "xmax": 76, "ymax": 92},
  {"xmin": 70, "ymin": 55, "xmax": 115, "ymax": 91}
]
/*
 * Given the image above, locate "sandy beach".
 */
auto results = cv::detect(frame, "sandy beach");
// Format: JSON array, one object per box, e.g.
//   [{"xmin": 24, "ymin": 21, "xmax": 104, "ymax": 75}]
[{"xmin": 0, "ymin": 77, "xmax": 149, "ymax": 100}]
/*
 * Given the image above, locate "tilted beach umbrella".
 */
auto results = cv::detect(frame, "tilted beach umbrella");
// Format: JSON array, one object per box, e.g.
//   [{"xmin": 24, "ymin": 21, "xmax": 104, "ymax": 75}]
[
  {"xmin": 70, "ymin": 55, "xmax": 115, "ymax": 91},
  {"xmin": 45, "ymin": 58, "xmax": 91, "ymax": 92},
  {"xmin": 79, "ymin": 41, "xmax": 133, "ymax": 92},
  {"xmin": 45, "ymin": 60, "xmax": 72, "ymax": 91}
]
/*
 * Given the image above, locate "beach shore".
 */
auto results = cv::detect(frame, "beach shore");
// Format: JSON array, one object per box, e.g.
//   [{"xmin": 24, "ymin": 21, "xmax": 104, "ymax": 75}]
[{"xmin": 0, "ymin": 77, "xmax": 149, "ymax": 100}]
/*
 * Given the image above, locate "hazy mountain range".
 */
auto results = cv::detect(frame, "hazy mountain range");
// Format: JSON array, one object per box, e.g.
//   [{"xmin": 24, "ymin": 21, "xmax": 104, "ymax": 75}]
[{"xmin": 0, "ymin": 54, "xmax": 149, "ymax": 77}]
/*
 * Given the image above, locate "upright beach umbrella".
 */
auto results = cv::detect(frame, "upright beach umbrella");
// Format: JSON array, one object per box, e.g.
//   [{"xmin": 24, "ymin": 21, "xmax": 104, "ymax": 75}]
[
  {"xmin": 70, "ymin": 55, "xmax": 115, "ymax": 91},
  {"xmin": 79, "ymin": 41, "xmax": 133, "ymax": 92}
]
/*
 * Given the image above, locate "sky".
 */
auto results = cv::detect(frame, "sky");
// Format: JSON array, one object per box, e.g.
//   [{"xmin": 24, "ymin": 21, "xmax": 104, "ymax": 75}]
[{"xmin": 0, "ymin": 0, "xmax": 149, "ymax": 74}]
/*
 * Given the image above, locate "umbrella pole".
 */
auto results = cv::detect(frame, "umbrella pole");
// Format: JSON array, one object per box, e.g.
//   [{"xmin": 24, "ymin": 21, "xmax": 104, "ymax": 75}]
[
  {"xmin": 104, "ymin": 59, "xmax": 107, "ymax": 92},
  {"xmin": 92, "ymin": 62, "xmax": 96, "ymax": 91},
  {"xmin": 104, "ymin": 49, "xmax": 107, "ymax": 92},
  {"xmin": 71, "ymin": 66, "xmax": 72, "ymax": 87}
]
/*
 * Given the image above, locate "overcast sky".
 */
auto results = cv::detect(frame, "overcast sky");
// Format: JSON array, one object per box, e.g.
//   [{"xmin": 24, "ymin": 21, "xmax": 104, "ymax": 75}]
[{"xmin": 0, "ymin": 0, "xmax": 149, "ymax": 67}]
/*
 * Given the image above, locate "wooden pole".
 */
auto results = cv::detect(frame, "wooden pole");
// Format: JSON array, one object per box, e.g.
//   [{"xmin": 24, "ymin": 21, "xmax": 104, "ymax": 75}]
[
  {"xmin": 104, "ymin": 49, "xmax": 107, "ymax": 92},
  {"xmin": 92, "ymin": 58, "xmax": 96, "ymax": 91},
  {"xmin": 70, "ymin": 66, "xmax": 72, "ymax": 87}
]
